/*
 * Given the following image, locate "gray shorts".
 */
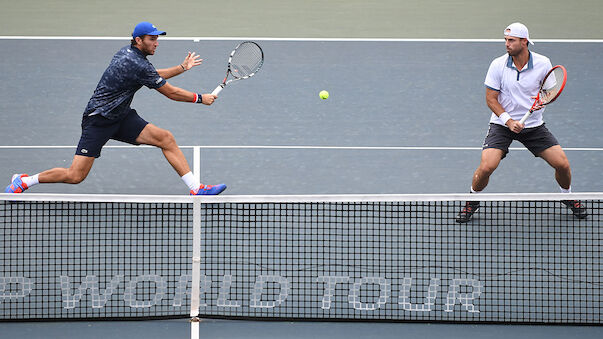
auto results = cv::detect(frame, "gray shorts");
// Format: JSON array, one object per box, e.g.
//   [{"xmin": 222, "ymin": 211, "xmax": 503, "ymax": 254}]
[{"xmin": 482, "ymin": 123, "xmax": 559, "ymax": 158}]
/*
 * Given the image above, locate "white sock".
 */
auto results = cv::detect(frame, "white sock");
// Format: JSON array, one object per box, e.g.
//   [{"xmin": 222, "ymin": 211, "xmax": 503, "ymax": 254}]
[
  {"xmin": 470, "ymin": 186, "xmax": 481, "ymax": 194},
  {"xmin": 181, "ymin": 172, "xmax": 201, "ymax": 191},
  {"xmin": 560, "ymin": 186, "xmax": 571, "ymax": 194},
  {"xmin": 22, "ymin": 174, "xmax": 40, "ymax": 188}
]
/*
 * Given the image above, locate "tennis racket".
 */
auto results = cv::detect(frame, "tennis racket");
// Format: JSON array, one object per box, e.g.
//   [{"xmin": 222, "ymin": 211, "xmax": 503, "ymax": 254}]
[
  {"xmin": 211, "ymin": 41, "xmax": 264, "ymax": 96},
  {"xmin": 519, "ymin": 65, "xmax": 567, "ymax": 124}
]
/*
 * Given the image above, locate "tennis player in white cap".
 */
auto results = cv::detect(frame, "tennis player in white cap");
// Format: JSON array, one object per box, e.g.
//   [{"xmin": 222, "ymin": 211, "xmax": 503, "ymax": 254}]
[{"xmin": 456, "ymin": 22, "xmax": 587, "ymax": 223}]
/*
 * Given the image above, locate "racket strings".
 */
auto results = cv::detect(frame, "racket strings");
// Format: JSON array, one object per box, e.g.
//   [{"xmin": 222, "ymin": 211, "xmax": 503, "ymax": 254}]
[
  {"xmin": 540, "ymin": 67, "xmax": 565, "ymax": 104},
  {"xmin": 230, "ymin": 42, "xmax": 263, "ymax": 78}
]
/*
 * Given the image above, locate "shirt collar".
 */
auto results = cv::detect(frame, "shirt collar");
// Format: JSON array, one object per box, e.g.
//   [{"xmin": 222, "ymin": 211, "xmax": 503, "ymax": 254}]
[
  {"xmin": 129, "ymin": 45, "xmax": 147, "ymax": 58},
  {"xmin": 506, "ymin": 51, "xmax": 533, "ymax": 71}
]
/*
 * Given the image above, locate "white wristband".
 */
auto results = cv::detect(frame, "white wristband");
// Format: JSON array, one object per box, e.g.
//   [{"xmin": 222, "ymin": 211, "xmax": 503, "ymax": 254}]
[{"xmin": 499, "ymin": 112, "xmax": 511, "ymax": 125}]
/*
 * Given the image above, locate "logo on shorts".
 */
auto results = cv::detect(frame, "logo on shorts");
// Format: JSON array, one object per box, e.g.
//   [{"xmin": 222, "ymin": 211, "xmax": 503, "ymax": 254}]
[
  {"xmin": 81, "ymin": 149, "xmax": 88, "ymax": 154},
  {"xmin": 155, "ymin": 77, "xmax": 164, "ymax": 84}
]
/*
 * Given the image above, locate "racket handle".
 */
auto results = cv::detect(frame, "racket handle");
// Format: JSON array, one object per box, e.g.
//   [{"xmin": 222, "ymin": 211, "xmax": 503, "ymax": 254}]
[
  {"xmin": 519, "ymin": 111, "xmax": 531, "ymax": 124},
  {"xmin": 211, "ymin": 85, "xmax": 224, "ymax": 96}
]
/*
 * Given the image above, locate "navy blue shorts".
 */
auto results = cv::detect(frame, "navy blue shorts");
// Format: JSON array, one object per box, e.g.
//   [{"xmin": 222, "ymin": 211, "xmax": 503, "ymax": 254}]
[
  {"xmin": 482, "ymin": 123, "xmax": 559, "ymax": 159},
  {"xmin": 76, "ymin": 109, "xmax": 149, "ymax": 158}
]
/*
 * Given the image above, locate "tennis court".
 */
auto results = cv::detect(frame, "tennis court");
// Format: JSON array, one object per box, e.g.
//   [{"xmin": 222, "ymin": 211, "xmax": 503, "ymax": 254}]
[
  {"xmin": 1, "ymin": 1, "xmax": 602, "ymax": 338},
  {"xmin": 1, "ymin": 39, "xmax": 601, "ymax": 195}
]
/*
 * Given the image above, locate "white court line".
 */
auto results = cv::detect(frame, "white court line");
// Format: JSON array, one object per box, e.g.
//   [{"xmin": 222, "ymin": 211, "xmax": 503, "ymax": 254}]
[
  {"xmin": 1, "ymin": 36, "xmax": 603, "ymax": 43},
  {"xmin": 0, "ymin": 145, "xmax": 601, "ymax": 151}
]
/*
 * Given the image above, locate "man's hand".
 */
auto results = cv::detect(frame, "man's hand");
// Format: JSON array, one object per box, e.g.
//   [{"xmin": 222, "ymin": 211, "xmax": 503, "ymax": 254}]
[
  {"xmin": 181, "ymin": 52, "xmax": 202, "ymax": 71},
  {"xmin": 200, "ymin": 94, "xmax": 217, "ymax": 105},
  {"xmin": 506, "ymin": 119, "xmax": 524, "ymax": 134}
]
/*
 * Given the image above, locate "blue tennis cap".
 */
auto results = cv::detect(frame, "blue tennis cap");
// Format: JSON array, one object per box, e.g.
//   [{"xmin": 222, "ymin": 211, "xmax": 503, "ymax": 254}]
[{"xmin": 132, "ymin": 22, "xmax": 166, "ymax": 38}]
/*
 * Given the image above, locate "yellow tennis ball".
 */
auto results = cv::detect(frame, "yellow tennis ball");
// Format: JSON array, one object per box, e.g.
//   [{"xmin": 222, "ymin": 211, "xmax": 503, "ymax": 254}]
[{"xmin": 319, "ymin": 90, "xmax": 329, "ymax": 99}]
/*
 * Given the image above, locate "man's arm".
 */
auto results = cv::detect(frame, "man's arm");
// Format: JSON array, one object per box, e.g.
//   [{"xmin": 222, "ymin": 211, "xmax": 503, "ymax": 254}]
[
  {"xmin": 156, "ymin": 64, "xmax": 186, "ymax": 80},
  {"xmin": 156, "ymin": 82, "xmax": 216, "ymax": 105},
  {"xmin": 157, "ymin": 52, "xmax": 202, "ymax": 80},
  {"xmin": 486, "ymin": 87, "xmax": 524, "ymax": 133}
]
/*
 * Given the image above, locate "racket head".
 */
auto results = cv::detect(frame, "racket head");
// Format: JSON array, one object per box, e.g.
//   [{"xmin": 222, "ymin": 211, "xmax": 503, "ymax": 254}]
[
  {"xmin": 539, "ymin": 65, "xmax": 567, "ymax": 105},
  {"xmin": 228, "ymin": 41, "xmax": 264, "ymax": 79}
]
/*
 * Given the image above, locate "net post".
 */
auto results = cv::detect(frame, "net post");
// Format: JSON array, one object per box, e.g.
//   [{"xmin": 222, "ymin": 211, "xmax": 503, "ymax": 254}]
[
  {"xmin": 193, "ymin": 146, "xmax": 201, "ymax": 183},
  {"xmin": 190, "ymin": 199, "xmax": 201, "ymax": 332},
  {"xmin": 190, "ymin": 317, "xmax": 200, "ymax": 339}
]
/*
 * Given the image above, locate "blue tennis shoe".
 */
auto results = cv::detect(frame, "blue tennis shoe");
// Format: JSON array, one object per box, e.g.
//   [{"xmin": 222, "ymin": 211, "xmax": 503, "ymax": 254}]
[
  {"xmin": 191, "ymin": 184, "xmax": 227, "ymax": 196},
  {"xmin": 5, "ymin": 174, "xmax": 29, "ymax": 193}
]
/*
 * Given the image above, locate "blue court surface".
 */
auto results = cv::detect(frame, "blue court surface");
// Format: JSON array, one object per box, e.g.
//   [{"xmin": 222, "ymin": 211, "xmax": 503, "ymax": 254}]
[
  {"xmin": 1, "ymin": 37, "xmax": 602, "ymax": 339},
  {"xmin": 0, "ymin": 39, "xmax": 601, "ymax": 195}
]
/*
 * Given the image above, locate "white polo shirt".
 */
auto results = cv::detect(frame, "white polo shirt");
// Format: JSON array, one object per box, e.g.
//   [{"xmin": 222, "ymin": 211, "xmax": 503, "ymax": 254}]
[{"xmin": 484, "ymin": 51, "xmax": 553, "ymax": 128}]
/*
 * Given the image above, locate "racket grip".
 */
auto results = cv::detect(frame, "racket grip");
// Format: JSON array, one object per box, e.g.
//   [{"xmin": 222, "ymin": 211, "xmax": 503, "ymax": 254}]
[
  {"xmin": 519, "ymin": 111, "xmax": 531, "ymax": 124},
  {"xmin": 211, "ymin": 85, "xmax": 224, "ymax": 96}
]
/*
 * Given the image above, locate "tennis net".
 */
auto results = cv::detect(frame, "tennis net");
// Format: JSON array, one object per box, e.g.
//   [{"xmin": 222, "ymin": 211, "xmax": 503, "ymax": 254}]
[{"xmin": 0, "ymin": 193, "xmax": 601, "ymax": 324}]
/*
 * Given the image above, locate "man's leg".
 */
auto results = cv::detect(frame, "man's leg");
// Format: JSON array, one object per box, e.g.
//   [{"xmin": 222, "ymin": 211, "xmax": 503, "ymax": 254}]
[
  {"xmin": 38, "ymin": 155, "xmax": 95, "ymax": 184},
  {"xmin": 539, "ymin": 145, "xmax": 587, "ymax": 218},
  {"xmin": 538, "ymin": 145, "xmax": 571, "ymax": 189},
  {"xmin": 456, "ymin": 148, "xmax": 504, "ymax": 223},
  {"xmin": 471, "ymin": 148, "xmax": 505, "ymax": 192},
  {"xmin": 5, "ymin": 155, "xmax": 94, "ymax": 193},
  {"xmin": 135, "ymin": 123, "xmax": 226, "ymax": 195},
  {"xmin": 136, "ymin": 123, "xmax": 190, "ymax": 176}
]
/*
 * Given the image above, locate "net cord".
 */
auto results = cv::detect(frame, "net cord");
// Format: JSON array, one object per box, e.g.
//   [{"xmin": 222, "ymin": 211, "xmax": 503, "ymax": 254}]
[{"xmin": 2, "ymin": 192, "xmax": 602, "ymax": 204}]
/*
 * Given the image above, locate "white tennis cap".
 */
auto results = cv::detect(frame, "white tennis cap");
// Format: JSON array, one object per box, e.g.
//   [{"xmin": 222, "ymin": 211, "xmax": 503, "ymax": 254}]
[{"xmin": 504, "ymin": 22, "xmax": 534, "ymax": 45}]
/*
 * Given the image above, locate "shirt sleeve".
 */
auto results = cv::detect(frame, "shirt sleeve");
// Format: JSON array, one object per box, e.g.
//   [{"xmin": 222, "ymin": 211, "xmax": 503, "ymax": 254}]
[
  {"xmin": 138, "ymin": 61, "xmax": 167, "ymax": 89},
  {"xmin": 484, "ymin": 59, "xmax": 501, "ymax": 91},
  {"xmin": 543, "ymin": 57, "xmax": 554, "ymax": 78},
  {"xmin": 544, "ymin": 56, "xmax": 553, "ymax": 70}
]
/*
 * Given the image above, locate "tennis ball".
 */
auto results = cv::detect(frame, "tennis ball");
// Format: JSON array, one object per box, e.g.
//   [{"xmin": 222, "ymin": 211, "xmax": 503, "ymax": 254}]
[{"xmin": 319, "ymin": 90, "xmax": 329, "ymax": 99}]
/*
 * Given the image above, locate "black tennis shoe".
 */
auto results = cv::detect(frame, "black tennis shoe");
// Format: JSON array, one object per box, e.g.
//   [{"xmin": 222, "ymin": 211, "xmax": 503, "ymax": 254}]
[
  {"xmin": 455, "ymin": 201, "xmax": 480, "ymax": 223},
  {"xmin": 561, "ymin": 200, "xmax": 588, "ymax": 219}
]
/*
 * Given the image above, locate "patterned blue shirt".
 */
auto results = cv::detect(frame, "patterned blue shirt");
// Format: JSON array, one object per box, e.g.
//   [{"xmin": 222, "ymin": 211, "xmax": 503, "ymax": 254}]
[{"xmin": 84, "ymin": 45, "xmax": 166, "ymax": 120}]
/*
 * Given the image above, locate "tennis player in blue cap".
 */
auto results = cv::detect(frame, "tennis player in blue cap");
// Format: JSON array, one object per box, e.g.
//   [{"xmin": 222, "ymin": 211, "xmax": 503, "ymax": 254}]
[{"xmin": 5, "ymin": 22, "xmax": 226, "ymax": 195}]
